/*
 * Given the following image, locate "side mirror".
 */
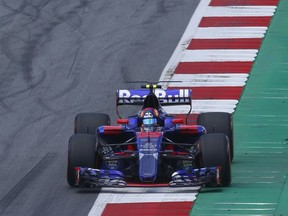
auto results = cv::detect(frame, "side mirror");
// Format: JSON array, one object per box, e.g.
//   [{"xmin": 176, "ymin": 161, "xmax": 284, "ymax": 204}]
[
  {"xmin": 172, "ymin": 118, "xmax": 184, "ymax": 124},
  {"xmin": 117, "ymin": 119, "xmax": 129, "ymax": 124}
]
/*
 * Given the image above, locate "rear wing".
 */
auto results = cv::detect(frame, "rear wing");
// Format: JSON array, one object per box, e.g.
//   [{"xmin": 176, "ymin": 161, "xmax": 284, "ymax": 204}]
[
  {"xmin": 116, "ymin": 89, "xmax": 192, "ymax": 122},
  {"xmin": 116, "ymin": 89, "xmax": 191, "ymax": 106}
]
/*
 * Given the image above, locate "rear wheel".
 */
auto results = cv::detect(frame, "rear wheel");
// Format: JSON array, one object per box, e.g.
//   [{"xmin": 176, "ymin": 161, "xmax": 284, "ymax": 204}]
[
  {"xmin": 198, "ymin": 133, "xmax": 231, "ymax": 187},
  {"xmin": 197, "ymin": 112, "xmax": 234, "ymax": 161},
  {"xmin": 74, "ymin": 113, "xmax": 110, "ymax": 134},
  {"xmin": 67, "ymin": 134, "xmax": 97, "ymax": 186}
]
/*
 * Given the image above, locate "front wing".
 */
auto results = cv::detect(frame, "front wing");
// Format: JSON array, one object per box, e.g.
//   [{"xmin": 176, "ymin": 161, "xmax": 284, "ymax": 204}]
[{"xmin": 74, "ymin": 166, "xmax": 221, "ymax": 188}]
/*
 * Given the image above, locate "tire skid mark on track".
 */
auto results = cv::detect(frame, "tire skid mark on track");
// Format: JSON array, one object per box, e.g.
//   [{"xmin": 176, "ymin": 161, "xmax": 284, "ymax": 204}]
[
  {"xmin": 0, "ymin": 153, "xmax": 56, "ymax": 215},
  {"xmin": 0, "ymin": 0, "xmax": 43, "ymax": 21},
  {"xmin": 51, "ymin": 0, "xmax": 91, "ymax": 40},
  {"xmin": 0, "ymin": 100, "xmax": 12, "ymax": 113},
  {"xmin": 43, "ymin": 73, "xmax": 81, "ymax": 101},
  {"xmin": 0, "ymin": 1, "xmax": 58, "ymax": 85},
  {"xmin": 0, "ymin": 0, "xmax": 90, "ymax": 96},
  {"xmin": 0, "ymin": 68, "xmax": 46, "ymax": 100},
  {"xmin": 67, "ymin": 47, "xmax": 80, "ymax": 79},
  {"xmin": 6, "ymin": 100, "xmax": 90, "ymax": 145},
  {"xmin": 0, "ymin": 0, "xmax": 92, "ymax": 137}
]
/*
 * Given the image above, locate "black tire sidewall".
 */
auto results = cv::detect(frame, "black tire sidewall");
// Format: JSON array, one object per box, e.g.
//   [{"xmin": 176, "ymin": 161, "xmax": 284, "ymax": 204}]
[
  {"xmin": 198, "ymin": 133, "xmax": 231, "ymax": 187},
  {"xmin": 74, "ymin": 113, "xmax": 110, "ymax": 134},
  {"xmin": 67, "ymin": 134, "xmax": 96, "ymax": 186},
  {"xmin": 197, "ymin": 112, "xmax": 234, "ymax": 161}
]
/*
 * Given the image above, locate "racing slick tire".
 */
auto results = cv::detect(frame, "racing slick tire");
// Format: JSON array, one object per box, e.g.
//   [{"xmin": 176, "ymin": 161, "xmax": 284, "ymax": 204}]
[
  {"xmin": 197, "ymin": 112, "xmax": 234, "ymax": 161},
  {"xmin": 198, "ymin": 133, "xmax": 231, "ymax": 187},
  {"xmin": 67, "ymin": 134, "xmax": 96, "ymax": 186},
  {"xmin": 74, "ymin": 113, "xmax": 110, "ymax": 134}
]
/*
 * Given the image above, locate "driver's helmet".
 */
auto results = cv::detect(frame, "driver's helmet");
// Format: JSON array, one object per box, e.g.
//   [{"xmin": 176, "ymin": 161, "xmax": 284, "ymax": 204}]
[{"xmin": 140, "ymin": 108, "xmax": 159, "ymax": 127}]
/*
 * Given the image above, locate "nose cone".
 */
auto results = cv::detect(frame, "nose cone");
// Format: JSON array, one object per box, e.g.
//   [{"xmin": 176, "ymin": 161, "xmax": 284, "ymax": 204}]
[
  {"xmin": 139, "ymin": 153, "xmax": 158, "ymax": 182},
  {"xmin": 136, "ymin": 131, "xmax": 162, "ymax": 183}
]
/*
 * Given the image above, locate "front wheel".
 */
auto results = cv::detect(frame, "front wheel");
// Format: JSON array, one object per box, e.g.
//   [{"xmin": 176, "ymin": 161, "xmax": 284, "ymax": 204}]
[
  {"xmin": 74, "ymin": 113, "xmax": 110, "ymax": 134},
  {"xmin": 198, "ymin": 133, "xmax": 231, "ymax": 187},
  {"xmin": 67, "ymin": 134, "xmax": 97, "ymax": 186},
  {"xmin": 197, "ymin": 112, "xmax": 234, "ymax": 161}
]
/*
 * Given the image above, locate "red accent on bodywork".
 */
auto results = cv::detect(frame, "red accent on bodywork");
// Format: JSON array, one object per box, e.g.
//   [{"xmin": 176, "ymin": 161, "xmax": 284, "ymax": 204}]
[
  {"xmin": 74, "ymin": 167, "xmax": 80, "ymax": 186},
  {"xmin": 137, "ymin": 132, "xmax": 149, "ymax": 138},
  {"xmin": 127, "ymin": 145, "xmax": 135, "ymax": 151},
  {"xmin": 117, "ymin": 119, "xmax": 129, "ymax": 124},
  {"xmin": 114, "ymin": 152, "xmax": 132, "ymax": 157},
  {"xmin": 178, "ymin": 125, "xmax": 199, "ymax": 134},
  {"xmin": 102, "ymin": 126, "xmax": 124, "ymax": 135},
  {"xmin": 165, "ymin": 145, "xmax": 174, "ymax": 150},
  {"xmin": 149, "ymin": 132, "xmax": 162, "ymax": 138},
  {"xmin": 172, "ymin": 118, "xmax": 184, "ymax": 124},
  {"xmin": 137, "ymin": 132, "xmax": 162, "ymax": 138},
  {"xmin": 173, "ymin": 114, "xmax": 198, "ymax": 125}
]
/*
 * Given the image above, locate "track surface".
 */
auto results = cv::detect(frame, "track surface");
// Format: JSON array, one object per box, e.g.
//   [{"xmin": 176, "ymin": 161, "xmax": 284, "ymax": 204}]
[{"xmin": 0, "ymin": 1, "xmax": 199, "ymax": 215}]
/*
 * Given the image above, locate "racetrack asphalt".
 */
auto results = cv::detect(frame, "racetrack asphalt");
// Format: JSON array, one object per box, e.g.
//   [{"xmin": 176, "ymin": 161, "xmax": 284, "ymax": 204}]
[{"xmin": 0, "ymin": 1, "xmax": 199, "ymax": 215}]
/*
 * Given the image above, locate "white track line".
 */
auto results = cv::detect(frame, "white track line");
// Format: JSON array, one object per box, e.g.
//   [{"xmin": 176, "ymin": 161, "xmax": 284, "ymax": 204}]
[
  {"xmin": 181, "ymin": 49, "xmax": 258, "ymax": 62},
  {"xmin": 164, "ymin": 100, "xmax": 238, "ymax": 114},
  {"xmin": 205, "ymin": 6, "xmax": 276, "ymax": 17},
  {"xmin": 169, "ymin": 74, "xmax": 248, "ymax": 87},
  {"xmin": 194, "ymin": 27, "xmax": 267, "ymax": 39}
]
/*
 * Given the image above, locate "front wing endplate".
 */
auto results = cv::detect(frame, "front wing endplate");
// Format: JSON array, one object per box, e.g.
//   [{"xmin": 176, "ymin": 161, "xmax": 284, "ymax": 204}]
[
  {"xmin": 75, "ymin": 167, "xmax": 127, "ymax": 187},
  {"xmin": 169, "ymin": 166, "xmax": 221, "ymax": 187}
]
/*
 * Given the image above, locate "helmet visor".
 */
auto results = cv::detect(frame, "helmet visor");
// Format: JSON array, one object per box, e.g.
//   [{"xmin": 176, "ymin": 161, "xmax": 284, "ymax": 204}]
[{"xmin": 143, "ymin": 118, "xmax": 157, "ymax": 126}]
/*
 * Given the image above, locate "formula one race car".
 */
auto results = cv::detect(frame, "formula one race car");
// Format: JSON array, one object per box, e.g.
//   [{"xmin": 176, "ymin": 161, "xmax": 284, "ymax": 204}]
[{"xmin": 67, "ymin": 84, "xmax": 233, "ymax": 188}]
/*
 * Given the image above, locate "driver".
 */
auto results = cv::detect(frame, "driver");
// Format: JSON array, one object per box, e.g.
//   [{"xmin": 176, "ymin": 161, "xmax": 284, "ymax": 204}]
[
  {"xmin": 141, "ymin": 108, "xmax": 158, "ymax": 124},
  {"xmin": 140, "ymin": 108, "xmax": 159, "ymax": 131},
  {"xmin": 126, "ymin": 107, "xmax": 173, "ymax": 130}
]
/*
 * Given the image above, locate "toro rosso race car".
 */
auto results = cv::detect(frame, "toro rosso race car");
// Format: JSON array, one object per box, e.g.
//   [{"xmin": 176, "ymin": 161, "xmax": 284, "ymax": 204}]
[{"xmin": 67, "ymin": 84, "xmax": 233, "ymax": 188}]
